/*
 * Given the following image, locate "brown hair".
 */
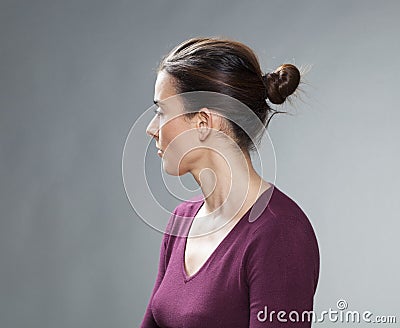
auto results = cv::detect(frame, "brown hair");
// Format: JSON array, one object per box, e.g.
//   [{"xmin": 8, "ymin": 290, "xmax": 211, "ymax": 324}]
[{"xmin": 156, "ymin": 36, "xmax": 302, "ymax": 152}]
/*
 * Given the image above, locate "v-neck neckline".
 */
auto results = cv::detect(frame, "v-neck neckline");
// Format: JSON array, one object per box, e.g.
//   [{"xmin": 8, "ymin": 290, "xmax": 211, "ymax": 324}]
[{"xmin": 181, "ymin": 183, "xmax": 275, "ymax": 283}]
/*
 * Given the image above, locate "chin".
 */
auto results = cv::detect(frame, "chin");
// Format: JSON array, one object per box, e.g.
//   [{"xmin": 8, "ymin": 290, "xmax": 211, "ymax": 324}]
[
  {"xmin": 162, "ymin": 159, "xmax": 189, "ymax": 176},
  {"xmin": 163, "ymin": 166, "xmax": 189, "ymax": 177}
]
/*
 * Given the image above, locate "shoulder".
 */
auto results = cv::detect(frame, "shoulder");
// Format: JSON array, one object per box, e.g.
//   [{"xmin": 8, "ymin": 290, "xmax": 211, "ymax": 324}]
[
  {"xmin": 160, "ymin": 194, "xmax": 203, "ymax": 264},
  {"xmin": 163, "ymin": 193, "xmax": 203, "ymax": 238},
  {"xmin": 244, "ymin": 184, "xmax": 318, "ymax": 245},
  {"xmin": 242, "ymin": 185, "xmax": 320, "ymax": 291},
  {"xmin": 174, "ymin": 193, "xmax": 204, "ymax": 217}
]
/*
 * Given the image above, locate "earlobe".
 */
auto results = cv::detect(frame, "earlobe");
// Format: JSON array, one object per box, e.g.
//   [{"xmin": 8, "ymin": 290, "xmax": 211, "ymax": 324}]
[
  {"xmin": 198, "ymin": 121, "xmax": 210, "ymax": 141},
  {"xmin": 196, "ymin": 108, "xmax": 212, "ymax": 141}
]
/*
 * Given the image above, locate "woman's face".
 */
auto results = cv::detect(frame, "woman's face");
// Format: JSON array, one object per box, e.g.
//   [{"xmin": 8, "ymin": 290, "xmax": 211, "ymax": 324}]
[{"xmin": 146, "ymin": 71, "xmax": 201, "ymax": 176}]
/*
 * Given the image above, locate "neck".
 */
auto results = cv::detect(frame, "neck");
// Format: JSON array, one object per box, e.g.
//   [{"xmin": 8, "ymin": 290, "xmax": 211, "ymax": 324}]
[{"xmin": 190, "ymin": 148, "xmax": 270, "ymax": 221}]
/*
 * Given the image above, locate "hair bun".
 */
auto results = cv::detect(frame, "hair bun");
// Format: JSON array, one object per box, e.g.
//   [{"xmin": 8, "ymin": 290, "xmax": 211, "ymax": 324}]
[{"xmin": 263, "ymin": 64, "xmax": 300, "ymax": 104}]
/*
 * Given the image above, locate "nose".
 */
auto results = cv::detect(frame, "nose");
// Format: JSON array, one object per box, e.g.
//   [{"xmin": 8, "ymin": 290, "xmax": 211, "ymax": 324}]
[{"xmin": 146, "ymin": 115, "xmax": 159, "ymax": 139}]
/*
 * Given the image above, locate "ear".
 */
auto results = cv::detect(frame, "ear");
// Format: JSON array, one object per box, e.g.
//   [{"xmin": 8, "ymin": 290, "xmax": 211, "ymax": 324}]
[{"xmin": 196, "ymin": 108, "xmax": 213, "ymax": 141}]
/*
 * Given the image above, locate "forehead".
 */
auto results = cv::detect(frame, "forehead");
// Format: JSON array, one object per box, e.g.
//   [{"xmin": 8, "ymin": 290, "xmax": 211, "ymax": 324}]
[{"xmin": 154, "ymin": 71, "xmax": 177, "ymax": 104}]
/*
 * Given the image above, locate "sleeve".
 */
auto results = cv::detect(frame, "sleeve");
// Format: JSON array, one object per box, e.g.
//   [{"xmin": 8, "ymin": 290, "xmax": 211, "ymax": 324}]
[
  {"xmin": 139, "ymin": 209, "xmax": 177, "ymax": 328},
  {"xmin": 245, "ymin": 216, "xmax": 319, "ymax": 328}
]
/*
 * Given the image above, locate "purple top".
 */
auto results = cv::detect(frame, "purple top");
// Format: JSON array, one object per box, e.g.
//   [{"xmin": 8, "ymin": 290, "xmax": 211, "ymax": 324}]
[{"xmin": 140, "ymin": 184, "xmax": 320, "ymax": 327}]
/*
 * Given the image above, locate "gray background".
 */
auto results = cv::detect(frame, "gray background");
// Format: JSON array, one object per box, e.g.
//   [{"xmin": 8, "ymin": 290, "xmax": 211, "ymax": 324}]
[{"xmin": 1, "ymin": 0, "xmax": 399, "ymax": 327}]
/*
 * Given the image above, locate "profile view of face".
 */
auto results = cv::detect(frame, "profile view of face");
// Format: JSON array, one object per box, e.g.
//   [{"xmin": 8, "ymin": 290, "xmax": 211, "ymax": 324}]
[{"xmin": 146, "ymin": 71, "xmax": 202, "ymax": 176}]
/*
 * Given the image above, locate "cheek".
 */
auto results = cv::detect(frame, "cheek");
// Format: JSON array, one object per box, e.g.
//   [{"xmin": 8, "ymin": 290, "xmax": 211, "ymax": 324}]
[
  {"xmin": 159, "ymin": 120, "xmax": 175, "ymax": 145},
  {"xmin": 160, "ymin": 117, "xmax": 190, "ymax": 147}
]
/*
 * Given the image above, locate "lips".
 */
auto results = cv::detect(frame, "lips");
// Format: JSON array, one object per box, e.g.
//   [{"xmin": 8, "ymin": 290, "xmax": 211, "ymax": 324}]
[{"xmin": 156, "ymin": 145, "xmax": 163, "ymax": 156}]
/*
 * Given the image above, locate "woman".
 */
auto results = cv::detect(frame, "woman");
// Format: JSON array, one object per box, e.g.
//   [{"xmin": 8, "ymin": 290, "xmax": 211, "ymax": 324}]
[{"xmin": 142, "ymin": 36, "xmax": 319, "ymax": 327}]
